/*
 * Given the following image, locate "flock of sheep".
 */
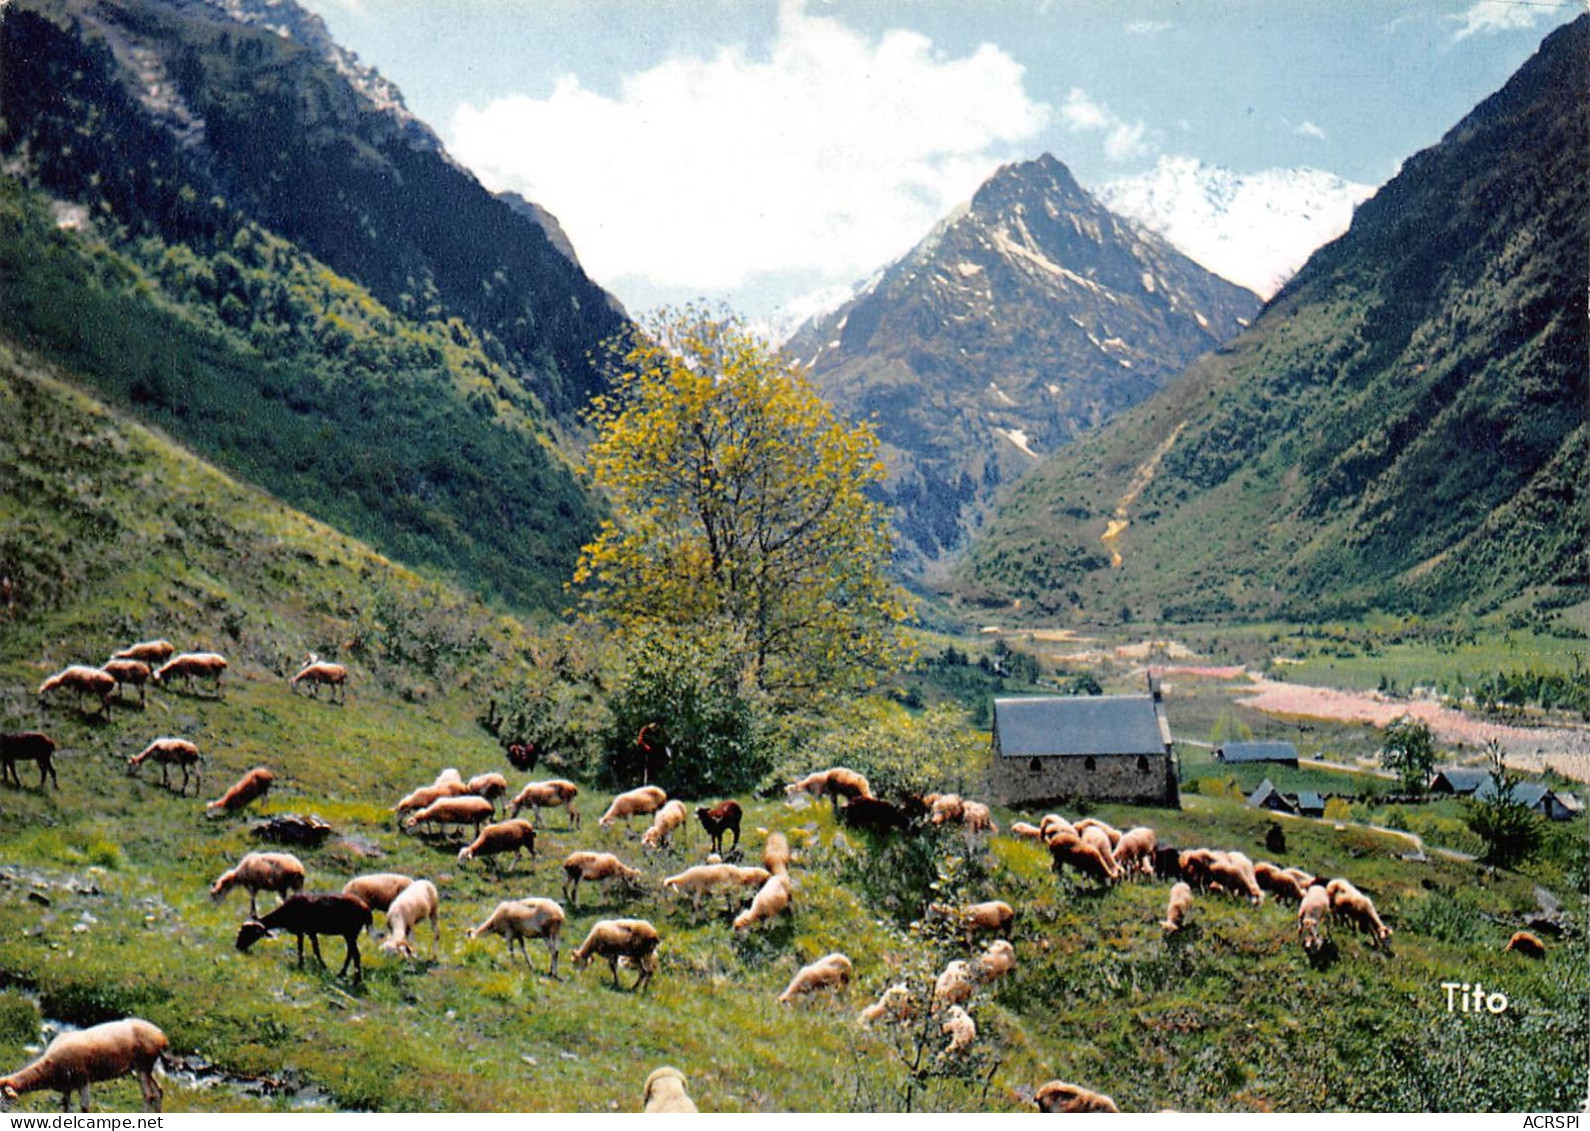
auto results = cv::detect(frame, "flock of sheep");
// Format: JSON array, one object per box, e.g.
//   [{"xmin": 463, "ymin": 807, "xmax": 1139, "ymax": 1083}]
[{"xmin": 0, "ymin": 642, "xmax": 1541, "ymax": 1114}]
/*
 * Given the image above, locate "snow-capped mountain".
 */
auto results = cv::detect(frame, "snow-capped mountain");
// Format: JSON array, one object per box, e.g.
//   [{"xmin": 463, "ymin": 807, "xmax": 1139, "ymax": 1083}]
[
  {"xmin": 784, "ymin": 154, "xmax": 1260, "ymax": 570},
  {"xmin": 1098, "ymin": 156, "xmax": 1377, "ymax": 299}
]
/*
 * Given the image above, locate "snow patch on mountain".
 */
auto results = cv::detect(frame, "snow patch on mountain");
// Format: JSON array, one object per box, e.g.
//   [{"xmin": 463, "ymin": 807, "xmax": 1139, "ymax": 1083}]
[{"xmin": 1098, "ymin": 156, "xmax": 1376, "ymax": 299}]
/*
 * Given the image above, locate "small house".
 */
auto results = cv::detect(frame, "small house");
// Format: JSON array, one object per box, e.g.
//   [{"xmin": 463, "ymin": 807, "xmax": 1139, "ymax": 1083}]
[
  {"xmin": 1216, "ymin": 741, "xmax": 1300, "ymax": 768},
  {"xmin": 989, "ymin": 688, "xmax": 1179, "ymax": 809},
  {"xmin": 1430, "ymin": 768, "xmax": 1489, "ymax": 795},
  {"xmin": 1295, "ymin": 790, "xmax": 1326, "ymax": 818},
  {"xmin": 1246, "ymin": 778, "xmax": 1296, "ymax": 815}
]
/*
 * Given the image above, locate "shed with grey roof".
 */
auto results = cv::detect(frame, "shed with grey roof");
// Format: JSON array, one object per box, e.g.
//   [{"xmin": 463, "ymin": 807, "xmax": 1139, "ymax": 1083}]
[{"xmin": 1216, "ymin": 741, "xmax": 1299, "ymax": 767}]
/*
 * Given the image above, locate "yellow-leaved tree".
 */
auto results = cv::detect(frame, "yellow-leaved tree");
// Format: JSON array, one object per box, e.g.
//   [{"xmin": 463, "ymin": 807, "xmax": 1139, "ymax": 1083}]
[{"xmin": 575, "ymin": 309, "xmax": 910, "ymax": 706}]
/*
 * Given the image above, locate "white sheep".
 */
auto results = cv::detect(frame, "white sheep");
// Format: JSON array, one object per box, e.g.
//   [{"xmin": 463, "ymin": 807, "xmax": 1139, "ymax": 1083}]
[
  {"xmin": 468, "ymin": 898, "xmax": 565, "ymax": 977},
  {"xmin": 642, "ymin": 1066, "xmax": 698, "ymax": 1113},
  {"xmin": 37, "ymin": 665, "xmax": 117, "ymax": 713},
  {"xmin": 732, "ymin": 872, "xmax": 792, "ymax": 931},
  {"xmin": 640, "ymin": 799, "xmax": 689, "ymax": 850},
  {"xmin": 403, "ymin": 795, "xmax": 493, "ymax": 838},
  {"xmin": 599, "ymin": 785, "xmax": 668, "ymax": 829},
  {"xmin": 857, "ymin": 982, "xmax": 916, "ymax": 1028},
  {"xmin": 762, "ymin": 830, "xmax": 791, "ymax": 876},
  {"xmin": 380, "ymin": 879, "xmax": 440, "ymax": 959},
  {"xmin": 205, "ymin": 767, "xmax": 274, "ymax": 817},
  {"xmin": 941, "ymin": 1005, "xmax": 977, "ymax": 1056},
  {"xmin": 507, "ymin": 778, "xmax": 581, "ymax": 828},
  {"xmin": 777, "ymin": 952, "xmax": 852, "ymax": 1005},
  {"xmin": 562, "ymin": 851, "xmax": 644, "ymax": 909},
  {"xmin": 210, "ymin": 851, "xmax": 306, "ymax": 917},
  {"xmin": 341, "ymin": 874, "xmax": 414, "ymax": 926},
  {"xmin": 99, "ymin": 659, "xmax": 151, "ymax": 707},
  {"xmin": 1162, "ymin": 881, "xmax": 1194, "ymax": 933},
  {"xmin": 457, "ymin": 819, "xmax": 537, "ymax": 871},
  {"xmin": 977, "ymin": 938, "xmax": 1016, "ymax": 983},
  {"xmin": 785, "ymin": 767, "xmax": 871, "ymax": 814},
  {"xmin": 571, "ymin": 918, "xmax": 660, "ymax": 991},
  {"xmin": 128, "ymin": 737, "xmax": 203, "ymax": 794},
  {"xmin": 111, "ymin": 640, "xmax": 175, "ymax": 666},
  {"xmin": 933, "ymin": 960, "xmax": 975, "ymax": 1009},
  {"xmin": 465, "ymin": 772, "xmax": 509, "ymax": 812},
  {"xmin": 151, "ymin": 652, "xmax": 228, "ymax": 697},
  {"xmin": 290, "ymin": 658, "xmax": 348, "ymax": 703},
  {"xmin": 0, "ymin": 1018, "xmax": 168, "ymax": 1112}
]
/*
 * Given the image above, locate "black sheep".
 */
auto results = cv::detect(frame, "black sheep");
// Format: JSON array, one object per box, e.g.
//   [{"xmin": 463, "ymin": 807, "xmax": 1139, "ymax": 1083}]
[
  {"xmin": 695, "ymin": 801, "xmax": 743, "ymax": 855},
  {"xmin": 236, "ymin": 893, "xmax": 373, "ymax": 981},
  {"xmin": 1, "ymin": 732, "xmax": 57, "ymax": 789}
]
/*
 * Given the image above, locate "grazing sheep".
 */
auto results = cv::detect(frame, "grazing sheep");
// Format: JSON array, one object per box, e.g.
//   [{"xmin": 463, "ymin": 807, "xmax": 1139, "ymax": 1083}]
[
  {"xmin": 1178, "ymin": 848, "xmax": 1219, "ymax": 891},
  {"xmin": 777, "ymin": 952, "xmax": 853, "ymax": 1005},
  {"xmin": 289, "ymin": 658, "xmax": 347, "ymax": 704},
  {"xmin": 128, "ymin": 737, "xmax": 202, "ymax": 795},
  {"xmin": 112, "ymin": 640, "xmax": 175, "ymax": 666},
  {"xmin": 1009, "ymin": 821, "xmax": 1045, "ymax": 840},
  {"xmin": 933, "ymin": 960, "xmax": 975, "ymax": 1009},
  {"xmin": 641, "ymin": 799, "xmax": 690, "ymax": 851},
  {"xmin": 961, "ymin": 800, "xmax": 998, "ymax": 835},
  {"xmin": 978, "ymin": 939, "xmax": 1017, "ymax": 983},
  {"xmin": 1081, "ymin": 827, "xmax": 1123, "ymax": 881},
  {"xmin": 432, "ymin": 767, "xmax": 464, "ymax": 788},
  {"xmin": 403, "ymin": 795, "xmax": 494, "ymax": 839},
  {"xmin": 562, "ymin": 851, "xmax": 644, "ymax": 909},
  {"xmin": 928, "ymin": 900, "xmax": 1016, "ymax": 940},
  {"xmin": 1035, "ymin": 1080, "xmax": 1120, "ymax": 1113},
  {"xmin": 599, "ymin": 785, "xmax": 669, "ymax": 829},
  {"xmin": 663, "ymin": 863, "xmax": 768, "ymax": 915},
  {"xmin": 1048, "ymin": 829, "xmax": 1119, "ymax": 886},
  {"xmin": 465, "ymin": 772, "xmax": 509, "ymax": 813},
  {"xmin": 858, "ymin": 982, "xmax": 916, "ymax": 1028},
  {"xmin": 211, "ymin": 852, "xmax": 307, "ymax": 918},
  {"xmin": 642, "ymin": 1066, "xmax": 698, "ymax": 1113},
  {"xmin": 1073, "ymin": 817, "xmax": 1123, "ymax": 849},
  {"xmin": 571, "ymin": 918, "xmax": 660, "ymax": 991},
  {"xmin": 457, "ymin": 819, "xmax": 537, "ymax": 871},
  {"xmin": 469, "ymin": 898, "xmax": 566, "ymax": 976},
  {"xmin": 206, "ymin": 767, "xmax": 274, "ymax": 818},
  {"xmin": 1208, "ymin": 851, "xmax": 1264, "ymax": 905},
  {"xmin": 394, "ymin": 780, "xmax": 470, "ymax": 826},
  {"xmin": 508, "ymin": 779, "xmax": 582, "ymax": 829},
  {"xmin": 732, "ymin": 872, "xmax": 793, "ymax": 931},
  {"xmin": 786, "ymin": 767, "xmax": 872, "ymax": 814},
  {"xmin": 1038, "ymin": 813, "xmax": 1078, "ymax": 840},
  {"xmin": 380, "ymin": 879, "xmax": 440, "ymax": 959},
  {"xmin": 151, "ymin": 652, "xmax": 228, "ymax": 697},
  {"xmin": 341, "ymin": 874, "xmax": 414, "ymax": 923},
  {"xmin": 926, "ymin": 793, "xmax": 965, "ymax": 825},
  {"xmin": 1281, "ymin": 866, "xmax": 1318, "ymax": 891},
  {"xmin": 1325, "ymin": 878, "xmax": 1392, "ymax": 949},
  {"xmin": 1162, "ymin": 882, "xmax": 1194, "ymax": 933},
  {"xmin": 1112, "ymin": 826, "xmax": 1158, "ymax": 878},
  {"xmin": 1254, "ymin": 860, "xmax": 1310, "ymax": 903},
  {"xmin": 941, "ymin": 1005, "xmax": 977, "ymax": 1056},
  {"xmin": 0, "ymin": 1018, "xmax": 167, "ymax": 1112},
  {"xmin": 37, "ymin": 665, "xmax": 117, "ymax": 713},
  {"xmin": 235, "ymin": 893, "xmax": 372, "ymax": 981},
  {"xmin": 1505, "ymin": 930, "xmax": 1546, "ymax": 958},
  {"xmin": 762, "ymin": 830, "xmax": 791, "ymax": 877},
  {"xmin": 1297, "ymin": 884, "xmax": 1331, "ymax": 955},
  {"xmin": 1152, "ymin": 845, "xmax": 1184, "ymax": 880},
  {"xmin": 100, "ymin": 659, "xmax": 151, "ymax": 707},
  {"xmin": 1, "ymin": 732, "xmax": 57, "ymax": 790},
  {"xmin": 696, "ymin": 800, "xmax": 743, "ymax": 854}
]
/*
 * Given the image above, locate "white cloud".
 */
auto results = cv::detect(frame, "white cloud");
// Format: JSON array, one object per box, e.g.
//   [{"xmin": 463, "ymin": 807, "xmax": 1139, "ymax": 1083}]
[
  {"xmin": 1452, "ymin": 0, "xmax": 1568, "ymax": 41},
  {"xmin": 446, "ymin": 0, "xmax": 1048, "ymax": 303},
  {"xmin": 1058, "ymin": 86, "xmax": 1156, "ymax": 163},
  {"xmin": 1124, "ymin": 20, "xmax": 1173, "ymax": 35},
  {"xmin": 1295, "ymin": 120, "xmax": 1328, "ymax": 140}
]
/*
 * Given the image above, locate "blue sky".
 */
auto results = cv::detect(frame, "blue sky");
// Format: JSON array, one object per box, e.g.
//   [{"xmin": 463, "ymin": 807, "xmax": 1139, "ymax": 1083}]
[{"xmin": 299, "ymin": 0, "xmax": 1582, "ymax": 320}]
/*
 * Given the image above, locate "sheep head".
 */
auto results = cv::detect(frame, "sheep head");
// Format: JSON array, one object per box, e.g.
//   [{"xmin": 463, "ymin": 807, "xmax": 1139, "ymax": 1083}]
[{"xmin": 235, "ymin": 920, "xmax": 271, "ymax": 952}]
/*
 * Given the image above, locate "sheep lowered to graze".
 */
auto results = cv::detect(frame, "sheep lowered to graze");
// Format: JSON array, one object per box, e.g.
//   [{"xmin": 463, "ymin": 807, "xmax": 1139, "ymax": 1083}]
[
  {"xmin": 403, "ymin": 795, "xmax": 493, "ymax": 839},
  {"xmin": 696, "ymin": 800, "xmax": 743, "ymax": 855},
  {"xmin": 777, "ymin": 952, "xmax": 852, "ymax": 1005},
  {"xmin": 1297, "ymin": 884, "xmax": 1331, "ymax": 955},
  {"xmin": 112, "ymin": 640, "xmax": 175, "ymax": 666},
  {"xmin": 1072, "ymin": 817, "xmax": 1123, "ymax": 849},
  {"xmin": 858, "ymin": 982, "xmax": 916, "ymax": 1028},
  {"xmin": 732, "ymin": 872, "xmax": 793, "ymax": 931},
  {"xmin": 599, "ymin": 785, "xmax": 669, "ymax": 830},
  {"xmin": 151, "ymin": 652, "xmax": 228, "ymax": 697},
  {"xmin": 1112, "ymin": 827, "xmax": 1158, "ymax": 878},
  {"xmin": 99, "ymin": 659, "xmax": 151, "ymax": 707},
  {"xmin": 508, "ymin": 779, "xmax": 581, "ymax": 829},
  {"xmin": 1253, "ymin": 860, "xmax": 1310, "ymax": 903},
  {"xmin": 927, "ymin": 900, "xmax": 1015, "ymax": 941},
  {"xmin": 210, "ymin": 852, "xmax": 306, "ymax": 918},
  {"xmin": 205, "ymin": 767, "xmax": 274, "ymax": 818},
  {"xmin": 571, "ymin": 918, "xmax": 661, "ymax": 991},
  {"xmin": 1, "ymin": 732, "xmax": 57, "ymax": 790},
  {"xmin": 289, "ymin": 657, "xmax": 348, "ymax": 704},
  {"xmin": 641, "ymin": 799, "xmax": 689, "ymax": 851},
  {"xmin": 1325, "ymin": 878, "xmax": 1392, "ymax": 950},
  {"xmin": 236, "ymin": 893, "xmax": 373, "ymax": 982},
  {"xmin": 762, "ymin": 830, "xmax": 791, "ymax": 877},
  {"xmin": 642, "ymin": 1066, "xmax": 698, "ymax": 1113},
  {"xmin": 465, "ymin": 773, "xmax": 509, "ymax": 813},
  {"xmin": 663, "ymin": 864, "xmax": 769, "ymax": 915},
  {"xmin": 933, "ymin": 960, "xmax": 975, "ymax": 1009},
  {"xmin": 1048, "ymin": 828, "xmax": 1118, "ymax": 886},
  {"xmin": 562, "ymin": 852, "xmax": 644, "ymax": 909},
  {"xmin": 1208, "ymin": 851, "xmax": 1265, "ymax": 906},
  {"xmin": 380, "ymin": 879, "xmax": 441, "ymax": 959},
  {"xmin": 128, "ymin": 737, "xmax": 202, "ymax": 795},
  {"xmin": 1505, "ymin": 930, "xmax": 1546, "ymax": 958},
  {"xmin": 1034, "ymin": 1080, "xmax": 1120, "ymax": 1113},
  {"xmin": 1162, "ymin": 882, "xmax": 1194, "ymax": 934},
  {"xmin": 0, "ymin": 1018, "xmax": 168, "ymax": 1113},
  {"xmin": 469, "ymin": 898, "xmax": 566, "ymax": 977},
  {"xmin": 457, "ymin": 819, "xmax": 537, "ymax": 872},
  {"xmin": 393, "ymin": 780, "xmax": 470, "ymax": 827},
  {"xmin": 977, "ymin": 939, "xmax": 1017, "ymax": 983},
  {"xmin": 341, "ymin": 874, "xmax": 414, "ymax": 923},
  {"xmin": 37, "ymin": 665, "xmax": 117, "ymax": 714},
  {"xmin": 941, "ymin": 1005, "xmax": 977, "ymax": 1056},
  {"xmin": 786, "ymin": 767, "xmax": 871, "ymax": 814}
]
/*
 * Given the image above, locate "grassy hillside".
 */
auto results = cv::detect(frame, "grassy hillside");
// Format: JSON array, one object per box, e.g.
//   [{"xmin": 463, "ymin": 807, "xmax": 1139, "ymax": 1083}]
[
  {"xmin": 1, "ymin": 344, "xmax": 1585, "ymax": 1112},
  {"xmin": 957, "ymin": 17, "xmax": 1587, "ymax": 625}
]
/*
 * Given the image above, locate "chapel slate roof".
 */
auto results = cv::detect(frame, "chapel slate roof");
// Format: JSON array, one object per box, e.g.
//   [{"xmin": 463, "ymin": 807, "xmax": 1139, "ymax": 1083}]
[{"xmin": 992, "ymin": 695, "xmax": 1170, "ymax": 758}]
